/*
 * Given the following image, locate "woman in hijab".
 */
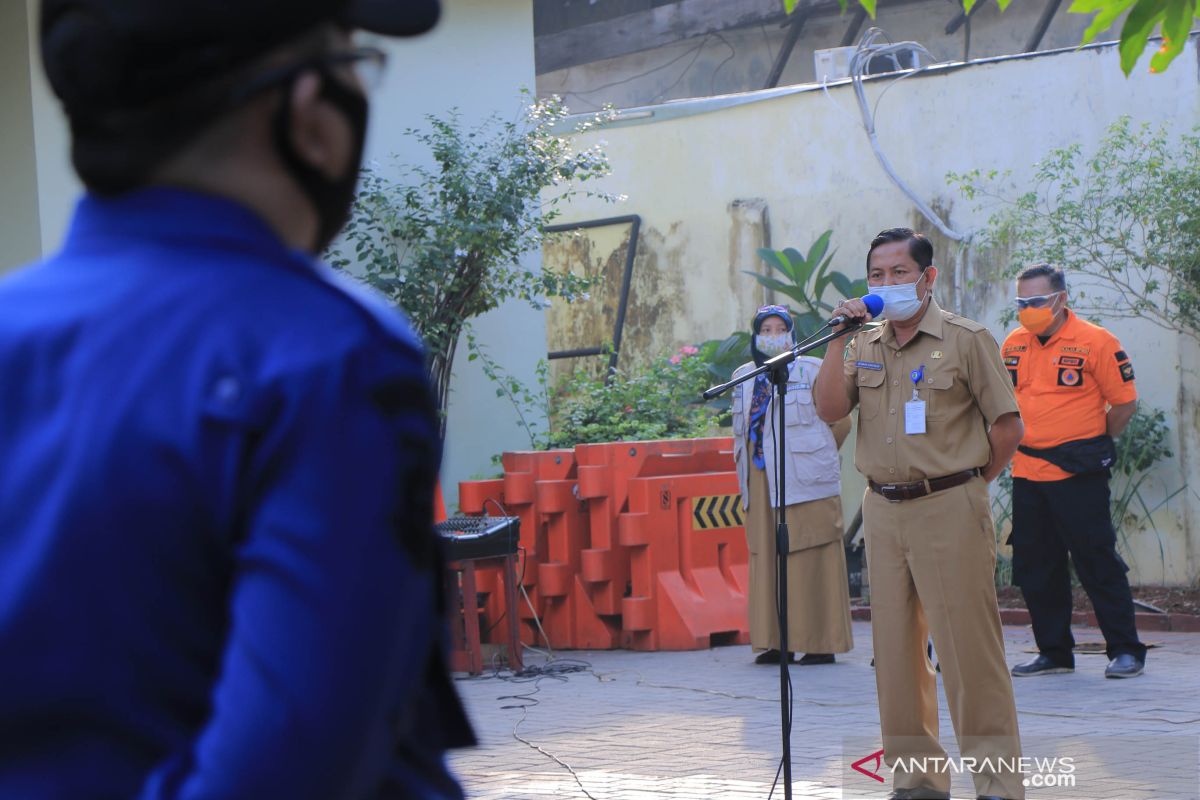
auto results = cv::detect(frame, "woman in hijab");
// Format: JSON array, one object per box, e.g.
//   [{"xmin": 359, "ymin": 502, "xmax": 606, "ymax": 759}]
[{"xmin": 731, "ymin": 305, "xmax": 854, "ymax": 664}]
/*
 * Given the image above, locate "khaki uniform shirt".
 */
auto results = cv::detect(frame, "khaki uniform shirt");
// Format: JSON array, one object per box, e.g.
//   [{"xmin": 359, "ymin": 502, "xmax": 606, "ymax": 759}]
[{"xmin": 842, "ymin": 298, "xmax": 1018, "ymax": 484}]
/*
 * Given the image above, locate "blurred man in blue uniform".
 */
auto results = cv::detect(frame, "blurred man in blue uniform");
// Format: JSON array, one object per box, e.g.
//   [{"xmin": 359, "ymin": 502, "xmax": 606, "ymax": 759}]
[{"xmin": 0, "ymin": 1, "xmax": 473, "ymax": 798}]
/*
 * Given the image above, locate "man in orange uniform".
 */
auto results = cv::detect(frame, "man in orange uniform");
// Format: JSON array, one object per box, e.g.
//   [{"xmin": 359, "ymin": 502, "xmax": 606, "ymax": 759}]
[{"xmin": 1002, "ymin": 264, "xmax": 1146, "ymax": 679}]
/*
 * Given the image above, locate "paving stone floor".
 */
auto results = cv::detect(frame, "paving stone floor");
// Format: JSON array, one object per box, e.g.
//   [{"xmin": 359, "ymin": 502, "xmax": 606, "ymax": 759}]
[{"xmin": 448, "ymin": 622, "xmax": 1200, "ymax": 799}]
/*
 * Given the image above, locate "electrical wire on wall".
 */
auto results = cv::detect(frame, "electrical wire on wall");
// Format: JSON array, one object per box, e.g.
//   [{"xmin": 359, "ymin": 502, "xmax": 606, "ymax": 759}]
[{"xmin": 846, "ymin": 27, "xmax": 971, "ymax": 244}]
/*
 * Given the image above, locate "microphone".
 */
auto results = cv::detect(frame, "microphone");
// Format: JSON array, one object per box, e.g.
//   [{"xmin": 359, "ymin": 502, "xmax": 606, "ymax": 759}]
[{"xmin": 829, "ymin": 294, "xmax": 884, "ymax": 327}]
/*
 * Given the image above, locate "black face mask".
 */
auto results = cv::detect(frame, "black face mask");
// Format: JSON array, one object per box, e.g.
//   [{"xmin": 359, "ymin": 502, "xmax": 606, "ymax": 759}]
[{"xmin": 271, "ymin": 69, "xmax": 368, "ymax": 254}]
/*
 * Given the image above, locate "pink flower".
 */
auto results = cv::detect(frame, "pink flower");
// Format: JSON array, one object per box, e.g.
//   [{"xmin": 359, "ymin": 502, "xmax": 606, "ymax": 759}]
[
  {"xmin": 624, "ymin": 405, "xmax": 634, "ymax": 413},
  {"xmin": 680, "ymin": 345, "xmax": 699, "ymax": 356},
  {"xmin": 669, "ymin": 354, "xmax": 682, "ymax": 365}
]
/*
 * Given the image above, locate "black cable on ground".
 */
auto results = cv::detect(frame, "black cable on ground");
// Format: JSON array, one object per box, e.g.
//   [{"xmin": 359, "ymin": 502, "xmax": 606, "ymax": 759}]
[{"xmin": 493, "ymin": 657, "xmax": 597, "ymax": 800}]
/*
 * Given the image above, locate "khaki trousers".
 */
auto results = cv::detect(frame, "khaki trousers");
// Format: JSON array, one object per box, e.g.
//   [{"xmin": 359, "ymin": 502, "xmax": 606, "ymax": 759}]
[
  {"xmin": 863, "ymin": 477, "xmax": 1024, "ymax": 799},
  {"xmin": 746, "ymin": 467, "xmax": 853, "ymax": 654}
]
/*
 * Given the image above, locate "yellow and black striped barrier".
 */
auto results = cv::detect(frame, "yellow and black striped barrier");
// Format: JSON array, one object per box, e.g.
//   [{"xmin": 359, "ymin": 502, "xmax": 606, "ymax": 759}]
[{"xmin": 691, "ymin": 494, "xmax": 745, "ymax": 530}]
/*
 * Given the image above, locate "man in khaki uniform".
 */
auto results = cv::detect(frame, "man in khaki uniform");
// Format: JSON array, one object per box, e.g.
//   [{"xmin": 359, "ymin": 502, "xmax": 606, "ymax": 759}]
[{"xmin": 814, "ymin": 228, "xmax": 1026, "ymax": 800}]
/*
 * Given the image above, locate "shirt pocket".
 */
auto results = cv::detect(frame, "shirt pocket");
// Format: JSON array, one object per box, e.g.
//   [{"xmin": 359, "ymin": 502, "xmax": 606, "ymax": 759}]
[
  {"xmin": 856, "ymin": 368, "xmax": 886, "ymax": 419},
  {"xmin": 921, "ymin": 370, "xmax": 956, "ymax": 419},
  {"xmin": 784, "ymin": 384, "xmax": 817, "ymax": 426},
  {"xmin": 788, "ymin": 427, "xmax": 839, "ymax": 484},
  {"xmin": 731, "ymin": 388, "xmax": 747, "ymax": 436}
]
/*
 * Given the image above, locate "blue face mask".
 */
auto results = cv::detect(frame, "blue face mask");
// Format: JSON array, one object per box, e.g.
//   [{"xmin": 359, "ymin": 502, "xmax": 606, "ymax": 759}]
[{"xmin": 868, "ymin": 269, "xmax": 928, "ymax": 322}]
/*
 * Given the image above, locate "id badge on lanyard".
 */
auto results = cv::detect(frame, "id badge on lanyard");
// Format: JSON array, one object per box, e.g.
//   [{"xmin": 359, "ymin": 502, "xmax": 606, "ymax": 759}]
[{"xmin": 905, "ymin": 364, "xmax": 926, "ymax": 435}]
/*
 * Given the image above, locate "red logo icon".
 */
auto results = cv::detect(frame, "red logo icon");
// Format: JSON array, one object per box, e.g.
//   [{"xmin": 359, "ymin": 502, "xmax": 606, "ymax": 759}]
[{"xmin": 851, "ymin": 749, "xmax": 887, "ymax": 783}]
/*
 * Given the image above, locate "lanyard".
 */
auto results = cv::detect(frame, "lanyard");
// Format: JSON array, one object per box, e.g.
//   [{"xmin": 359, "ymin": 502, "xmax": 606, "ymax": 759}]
[{"xmin": 910, "ymin": 364, "xmax": 925, "ymax": 401}]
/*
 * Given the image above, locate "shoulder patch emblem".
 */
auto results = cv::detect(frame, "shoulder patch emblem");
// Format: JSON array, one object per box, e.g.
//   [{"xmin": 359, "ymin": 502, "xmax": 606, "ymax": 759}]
[
  {"xmin": 930, "ymin": 351, "xmax": 943, "ymax": 359},
  {"xmin": 1120, "ymin": 362, "xmax": 1135, "ymax": 382},
  {"xmin": 1114, "ymin": 350, "xmax": 1129, "ymax": 362},
  {"xmin": 1004, "ymin": 356, "xmax": 1020, "ymax": 367}
]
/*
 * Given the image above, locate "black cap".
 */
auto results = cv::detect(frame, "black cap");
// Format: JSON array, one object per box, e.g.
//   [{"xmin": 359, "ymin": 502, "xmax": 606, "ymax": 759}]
[{"xmin": 41, "ymin": 0, "xmax": 439, "ymax": 116}]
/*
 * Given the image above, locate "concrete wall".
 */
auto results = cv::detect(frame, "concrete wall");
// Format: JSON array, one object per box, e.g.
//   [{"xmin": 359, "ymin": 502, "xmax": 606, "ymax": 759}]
[
  {"xmin": 544, "ymin": 38, "xmax": 1200, "ymax": 583},
  {"xmin": 0, "ymin": 0, "xmax": 543, "ymax": 508},
  {"xmin": 0, "ymin": 0, "xmax": 47, "ymax": 272},
  {"xmin": 367, "ymin": 0, "xmax": 547, "ymax": 507},
  {"xmin": 538, "ymin": 2, "xmax": 1097, "ymax": 110}
]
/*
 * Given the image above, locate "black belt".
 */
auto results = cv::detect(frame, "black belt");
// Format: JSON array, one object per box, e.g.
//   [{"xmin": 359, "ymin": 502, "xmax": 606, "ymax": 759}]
[{"xmin": 868, "ymin": 468, "xmax": 981, "ymax": 502}]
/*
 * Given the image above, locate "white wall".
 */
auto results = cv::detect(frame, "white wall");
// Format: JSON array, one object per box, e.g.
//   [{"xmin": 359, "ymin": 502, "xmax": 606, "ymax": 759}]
[
  {"xmin": 365, "ymin": 0, "xmax": 544, "ymax": 508},
  {"xmin": 0, "ymin": 0, "xmax": 79, "ymax": 273},
  {"xmin": 0, "ymin": 0, "xmax": 41, "ymax": 273},
  {"xmin": 4, "ymin": 0, "xmax": 542, "ymax": 509},
  {"xmin": 545, "ymin": 37, "xmax": 1200, "ymax": 583},
  {"xmin": 24, "ymin": 0, "xmax": 81, "ymax": 260}
]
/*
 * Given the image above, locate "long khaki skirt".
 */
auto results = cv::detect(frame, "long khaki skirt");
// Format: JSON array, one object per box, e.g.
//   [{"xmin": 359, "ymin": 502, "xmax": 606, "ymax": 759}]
[{"xmin": 746, "ymin": 466, "xmax": 854, "ymax": 654}]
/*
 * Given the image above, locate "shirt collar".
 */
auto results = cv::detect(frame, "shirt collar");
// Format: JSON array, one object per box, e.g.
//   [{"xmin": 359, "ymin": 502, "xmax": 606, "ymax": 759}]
[
  {"xmin": 1039, "ymin": 308, "xmax": 1078, "ymax": 344},
  {"xmin": 63, "ymin": 187, "xmax": 305, "ymax": 264}
]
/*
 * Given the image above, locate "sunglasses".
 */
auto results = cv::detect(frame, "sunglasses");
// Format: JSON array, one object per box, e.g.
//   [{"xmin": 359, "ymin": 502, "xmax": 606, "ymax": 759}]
[{"xmin": 1013, "ymin": 292, "xmax": 1062, "ymax": 310}]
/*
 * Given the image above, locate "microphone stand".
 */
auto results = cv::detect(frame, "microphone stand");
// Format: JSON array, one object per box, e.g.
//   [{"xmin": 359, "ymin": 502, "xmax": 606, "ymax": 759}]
[{"xmin": 703, "ymin": 321, "xmax": 861, "ymax": 800}]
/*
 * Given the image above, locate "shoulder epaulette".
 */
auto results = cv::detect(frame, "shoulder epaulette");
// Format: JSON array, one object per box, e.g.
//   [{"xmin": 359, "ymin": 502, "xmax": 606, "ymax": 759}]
[{"xmin": 943, "ymin": 312, "xmax": 986, "ymax": 333}]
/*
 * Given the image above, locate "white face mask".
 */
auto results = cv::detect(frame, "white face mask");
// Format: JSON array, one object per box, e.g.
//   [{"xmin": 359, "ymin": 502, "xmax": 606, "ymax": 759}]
[
  {"xmin": 755, "ymin": 333, "xmax": 792, "ymax": 357},
  {"xmin": 868, "ymin": 269, "xmax": 927, "ymax": 322}
]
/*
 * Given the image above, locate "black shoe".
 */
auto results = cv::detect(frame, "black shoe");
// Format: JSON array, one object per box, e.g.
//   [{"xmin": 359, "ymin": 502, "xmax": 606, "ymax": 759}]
[
  {"xmin": 1104, "ymin": 653, "xmax": 1144, "ymax": 678},
  {"xmin": 887, "ymin": 789, "xmax": 950, "ymax": 800},
  {"xmin": 797, "ymin": 653, "xmax": 835, "ymax": 666},
  {"xmin": 1011, "ymin": 654, "xmax": 1073, "ymax": 677},
  {"xmin": 754, "ymin": 649, "xmax": 795, "ymax": 665},
  {"xmin": 977, "ymin": 796, "xmax": 1015, "ymax": 799}
]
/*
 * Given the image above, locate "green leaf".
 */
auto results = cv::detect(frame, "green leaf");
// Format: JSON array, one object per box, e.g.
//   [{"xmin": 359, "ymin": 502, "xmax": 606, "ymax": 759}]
[
  {"xmin": 804, "ymin": 231, "xmax": 833, "ymax": 281},
  {"xmin": 995, "ymin": 0, "xmax": 1012, "ymax": 9},
  {"xmin": 741, "ymin": 270, "xmax": 797, "ymax": 296},
  {"xmin": 1117, "ymin": 0, "xmax": 1167, "ymax": 74},
  {"xmin": 782, "ymin": 247, "xmax": 810, "ymax": 284},
  {"xmin": 830, "ymin": 272, "xmax": 854, "ymax": 299},
  {"xmin": 1071, "ymin": 0, "xmax": 1136, "ymax": 45},
  {"xmin": 859, "ymin": 0, "xmax": 877, "ymax": 17},
  {"xmin": 784, "ymin": 0, "xmax": 799, "ymax": 13},
  {"xmin": 756, "ymin": 247, "xmax": 795, "ymax": 280},
  {"xmin": 1149, "ymin": 0, "xmax": 1193, "ymax": 73},
  {"xmin": 961, "ymin": 0, "xmax": 977, "ymax": 12}
]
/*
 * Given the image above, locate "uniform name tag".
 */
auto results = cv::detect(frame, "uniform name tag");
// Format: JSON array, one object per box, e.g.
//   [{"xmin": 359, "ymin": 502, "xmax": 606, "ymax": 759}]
[
  {"xmin": 856, "ymin": 360, "xmax": 883, "ymax": 371},
  {"xmin": 905, "ymin": 400, "xmax": 926, "ymax": 434}
]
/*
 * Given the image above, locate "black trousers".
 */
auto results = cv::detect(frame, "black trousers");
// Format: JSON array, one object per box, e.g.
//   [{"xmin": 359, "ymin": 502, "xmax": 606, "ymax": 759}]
[{"xmin": 1010, "ymin": 473, "xmax": 1146, "ymax": 665}]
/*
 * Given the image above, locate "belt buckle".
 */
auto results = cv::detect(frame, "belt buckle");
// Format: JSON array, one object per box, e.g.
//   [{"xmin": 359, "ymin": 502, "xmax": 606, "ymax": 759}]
[{"xmin": 879, "ymin": 484, "xmax": 902, "ymax": 503}]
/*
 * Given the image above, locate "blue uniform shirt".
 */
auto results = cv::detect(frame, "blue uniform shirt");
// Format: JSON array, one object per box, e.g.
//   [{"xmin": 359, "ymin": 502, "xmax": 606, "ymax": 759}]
[{"xmin": 0, "ymin": 189, "xmax": 472, "ymax": 799}]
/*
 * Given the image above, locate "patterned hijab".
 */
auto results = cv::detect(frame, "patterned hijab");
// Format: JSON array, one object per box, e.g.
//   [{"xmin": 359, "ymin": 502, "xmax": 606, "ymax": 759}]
[{"xmin": 747, "ymin": 306, "xmax": 794, "ymax": 470}]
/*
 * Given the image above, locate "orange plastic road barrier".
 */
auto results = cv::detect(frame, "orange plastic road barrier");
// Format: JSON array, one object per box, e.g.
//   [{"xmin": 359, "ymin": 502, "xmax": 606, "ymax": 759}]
[
  {"xmin": 530, "ymin": 468, "xmax": 622, "ymax": 650},
  {"xmin": 575, "ymin": 438, "xmax": 736, "ymax": 630},
  {"xmin": 433, "ymin": 481, "xmax": 448, "ymax": 523},
  {"xmin": 618, "ymin": 466, "xmax": 750, "ymax": 651},
  {"xmin": 457, "ymin": 450, "xmax": 584, "ymax": 648}
]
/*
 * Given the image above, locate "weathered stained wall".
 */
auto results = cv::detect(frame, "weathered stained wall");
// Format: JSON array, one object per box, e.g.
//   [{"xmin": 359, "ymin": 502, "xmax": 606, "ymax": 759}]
[{"xmin": 546, "ymin": 37, "xmax": 1200, "ymax": 583}]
